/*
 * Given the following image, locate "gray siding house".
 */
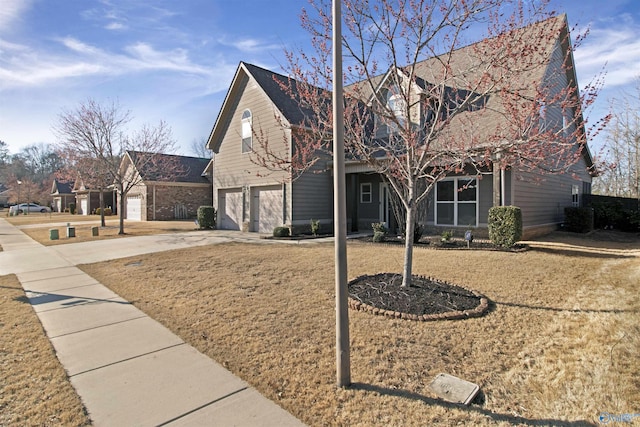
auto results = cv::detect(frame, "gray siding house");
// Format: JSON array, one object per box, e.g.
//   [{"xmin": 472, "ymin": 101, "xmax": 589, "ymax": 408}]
[{"xmin": 206, "ymin": 15, "xmax": 594, "ymax": 238}]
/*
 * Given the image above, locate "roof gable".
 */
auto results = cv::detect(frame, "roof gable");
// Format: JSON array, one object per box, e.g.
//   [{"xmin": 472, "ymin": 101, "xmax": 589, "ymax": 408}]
[{"xmin": 125, "ymin": 151, "xmax": 211, "ymax": 184}]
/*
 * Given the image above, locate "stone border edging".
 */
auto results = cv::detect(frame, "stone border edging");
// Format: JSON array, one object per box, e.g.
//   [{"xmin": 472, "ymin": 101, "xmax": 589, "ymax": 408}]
[{"xmin": 348, "ymin": 274, "xmax": 490, "ymax": 322}]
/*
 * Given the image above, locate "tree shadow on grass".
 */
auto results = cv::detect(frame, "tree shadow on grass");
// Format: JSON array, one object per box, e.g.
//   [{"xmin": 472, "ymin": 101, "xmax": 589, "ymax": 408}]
[
  {"xmin": 349, "ymin": 383, "xmax": 597, "ymax": 426},
  {"xmin": 528, "ymin": 246, "xmax": 636, "ymax": 259}
]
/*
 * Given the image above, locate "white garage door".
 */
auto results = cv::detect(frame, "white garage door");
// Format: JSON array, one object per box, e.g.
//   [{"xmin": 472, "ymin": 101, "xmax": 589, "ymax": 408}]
[
  {"xmin": 80, "ymin": 198, "xmax": 88, "ymax": 216},
  {"xmin": 219, "ymin": 189, "xmax": 243, "ymax": 230},
  {"xmin": 127, "ymin": 195, "xmax": 142, "ymax": 221},
  {"xmin": 251, "ymin": 185, "xmax": 283, "ymax": 233}
]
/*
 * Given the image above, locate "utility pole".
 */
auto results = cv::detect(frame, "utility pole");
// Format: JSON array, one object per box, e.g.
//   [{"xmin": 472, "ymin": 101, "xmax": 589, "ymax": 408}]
[{"xmin": 333, "ymin": 0, "xmax": 351, "ymax": 388}]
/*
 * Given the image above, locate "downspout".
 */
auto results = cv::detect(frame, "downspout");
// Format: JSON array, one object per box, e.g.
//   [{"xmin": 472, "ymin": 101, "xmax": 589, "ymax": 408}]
[{"xmin": 501, "ymin": 169, "xmax": 506, "ymax": 206}]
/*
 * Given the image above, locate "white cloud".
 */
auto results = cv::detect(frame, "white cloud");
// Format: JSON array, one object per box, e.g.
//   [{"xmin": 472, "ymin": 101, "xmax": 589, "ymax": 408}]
[
  {"xmin": 574, "ymin": 19, "xmax": 640, "ymax": 89},
  {"xmin": 217, "ymin": 36, "xmax": 282, "ymax": 53},
  {"xmin": 0, "ymin": 0, "xmax": 33, "ymax": 33},
  {"xmin": 105, "ymin": 22, "xmax": 126, "ymax": 31}
]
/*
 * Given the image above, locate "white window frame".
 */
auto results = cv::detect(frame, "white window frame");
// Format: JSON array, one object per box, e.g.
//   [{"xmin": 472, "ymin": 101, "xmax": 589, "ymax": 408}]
[
  {"xmin": 434, "ymin": 177, "xmax": 479, "ymax": 227},
  {"xmin": 360, "ymin": 182, "xmax": 372, "ymax": 203},
  {"xmin": 572, "ymin": 184, "xmax": 580, "ymax": 207},
  {"xmin": 241, "ymin": 109, "xmax": 252, "ymax": 153}
]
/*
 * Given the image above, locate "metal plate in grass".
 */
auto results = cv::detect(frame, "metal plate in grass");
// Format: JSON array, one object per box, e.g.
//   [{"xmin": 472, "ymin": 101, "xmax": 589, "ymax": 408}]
[{"xmin": 429, "ymin": 373, "xmax": 480, "ymax": 405}]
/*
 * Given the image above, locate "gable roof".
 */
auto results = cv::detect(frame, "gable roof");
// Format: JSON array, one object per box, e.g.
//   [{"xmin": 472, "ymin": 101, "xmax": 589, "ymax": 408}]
[
  {"xmin": 125, "ymin": 151, "xmax": 211, "ymax": 184},
  {"xmin": 51, "ymin": 179, "xmax": 74, "ymax": 195},
  {"xmin": 209, "ymin": 14, "xmax": 592, "ymax": 169}
]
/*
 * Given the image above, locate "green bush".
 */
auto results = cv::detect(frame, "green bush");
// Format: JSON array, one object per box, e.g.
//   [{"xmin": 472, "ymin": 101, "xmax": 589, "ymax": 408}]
[
  {"xmin": 273, "ymin": 226, "xmax": 290, "ymax": 237},
  {"xmin": 371, "ymin": 222, "xmax": 387, "ymax": 243},
  {"xmin": 488, "ymin": 206, "xmax": 523, "ymax": 247},
  {"xmin": 69, "ymin": 203, "xmax": 76, "ymax": 215},
  {"xmin": 310, "ymin": 219, "xmax": 320, "ymax": 236},
  {"xmin": 564, "ymin": 207, "xmax": 594, "ymax": 233},
  {"xmin": 197, "ymin": 206, "xmax": 216, "ymax": 229}
]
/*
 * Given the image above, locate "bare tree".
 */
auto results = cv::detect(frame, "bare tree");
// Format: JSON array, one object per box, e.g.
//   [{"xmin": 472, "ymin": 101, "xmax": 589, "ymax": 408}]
[
  {"xmin": 54, "ymin": 99, "xmax": 181, "ymax": 234},
  {"xmin": 189, "ymin": 137, "xmax": 213, "ymax": 159},
  {"xmin": 593, "ymin": 80, "xmax": 640, "ymax": 198},
  {"xmin": 254, "ymin": 0, "xmax": 607, "ymax": 287}
]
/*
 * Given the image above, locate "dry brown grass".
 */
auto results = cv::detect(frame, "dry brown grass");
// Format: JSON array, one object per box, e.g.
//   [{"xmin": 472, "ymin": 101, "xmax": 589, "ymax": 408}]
[
  {"xmin": 78, "ymin": 233, "xmax": 640, "ymax": 426},
  {"xmin": 0, "ymin": 274, "xmax": 91, "ymax": 426},
  {"xmin": 12, "ymin": 218, "xmax": 198, "ymax": 246}
]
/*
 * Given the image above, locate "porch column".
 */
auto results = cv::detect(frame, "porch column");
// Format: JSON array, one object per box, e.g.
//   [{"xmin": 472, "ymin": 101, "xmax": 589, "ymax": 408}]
[{"xmin": 492, "ymin": 163, "xmax": 501, "ymax": 207}]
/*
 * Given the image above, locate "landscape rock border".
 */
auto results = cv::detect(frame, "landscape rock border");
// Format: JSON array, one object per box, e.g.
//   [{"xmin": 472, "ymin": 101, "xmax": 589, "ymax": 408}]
[{"xmin": 348, "ymin": 274, "xmax": 491, "ymax": 322}]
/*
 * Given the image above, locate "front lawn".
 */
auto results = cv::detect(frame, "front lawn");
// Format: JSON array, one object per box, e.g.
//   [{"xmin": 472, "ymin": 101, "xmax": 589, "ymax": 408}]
[{"xmin": 79, "ymin": 233, "xmax": 639, "ymax": 426}]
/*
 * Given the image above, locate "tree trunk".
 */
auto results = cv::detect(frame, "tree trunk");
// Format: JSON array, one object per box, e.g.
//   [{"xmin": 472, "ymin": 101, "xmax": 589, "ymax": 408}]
[
  {"xmin": 99, "ymin": 189, "xmax": 105, "ymax": 227},
  {"xmin": 401, "ymin": 203, "xmax": 416, "ymax": 287},
  {"xmin": 118, "ymin": 189, "xmax": 126, "ymax": 235}
]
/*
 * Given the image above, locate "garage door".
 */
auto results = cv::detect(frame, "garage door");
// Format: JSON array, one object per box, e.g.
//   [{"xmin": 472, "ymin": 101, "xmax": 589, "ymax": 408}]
[
  {"xmin": 251, "ymin": 185, "xmax": 283, "ymax": 233},
  {"xmin": 219, "ymin": 189, "xmax": 243, "ymax": 230},
  {"xmin": 127, "ymin": 195, "xmax": 142, "ymax": 221},
  {"xmin": 80, "ymin": 198, "xmax": 88, "ymax": 216}
]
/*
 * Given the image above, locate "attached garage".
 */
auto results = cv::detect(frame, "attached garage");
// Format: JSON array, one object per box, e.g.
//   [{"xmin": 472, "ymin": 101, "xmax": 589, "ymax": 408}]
[
  {"xmin": 126, "ymin": 195, "xmax": 142, "ymax": 221},
  {"xmin": 251, "ymin": 185, "xmax": 283, "ymax": 233},
  {"xmin": 218, "ymin": 189, "xmax": 243, "ymax": 230},
  {"xmin": 79, "ymin": 198, "xmax": 88, "ymax": 216}
]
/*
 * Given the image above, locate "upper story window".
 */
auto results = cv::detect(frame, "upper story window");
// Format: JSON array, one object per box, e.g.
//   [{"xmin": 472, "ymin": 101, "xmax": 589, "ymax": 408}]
[
  {"xmin": 241, "ymin": 109, "xmax": 252, "ymax": 153},
  {"xmin": 435, "ymin": 177, "xmax": 478, "ymax": 227},
  {"xmin": 376, "ymin": 85, "xmax": 406, "ymax": 135}
]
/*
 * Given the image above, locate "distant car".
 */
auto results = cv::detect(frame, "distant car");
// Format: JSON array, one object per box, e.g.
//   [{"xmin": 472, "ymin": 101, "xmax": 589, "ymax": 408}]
[{"xmin": 9, "ymin": 203, "xmax": 51, "ymax": 214}]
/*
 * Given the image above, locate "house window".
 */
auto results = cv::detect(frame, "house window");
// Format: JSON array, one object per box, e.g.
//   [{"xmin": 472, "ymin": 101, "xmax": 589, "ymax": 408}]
[
  {"xmin": 376, "ymin": 85, "xmax": 406, "ymax": 134},
  {"xmin": 241, "ymin": 109, "xmax": 252, "ymax": 153},
  {"xmin": 360, "ymin": 183, "xmax": 372, "ymax": 203},
  {"xmin": 435, "ymin": 178, "xmax": 478, "ymax": 227},
  {"xmin": 572, "ymin": 184, "xmax": 580, "ymax": 207}
]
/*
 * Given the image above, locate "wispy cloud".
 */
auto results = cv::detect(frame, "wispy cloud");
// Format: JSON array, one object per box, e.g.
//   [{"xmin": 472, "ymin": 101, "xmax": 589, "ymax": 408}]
[
  {"xmin": 217, "ymin": 36, "xmax": 283, "ymax": 53},
  {"xmin": 0, "ymin": 0, "xmax": 33, "ymax": 33},
  {"xmin": 574, "ymin": 17, "xmax": 640, "ymax": 88}
]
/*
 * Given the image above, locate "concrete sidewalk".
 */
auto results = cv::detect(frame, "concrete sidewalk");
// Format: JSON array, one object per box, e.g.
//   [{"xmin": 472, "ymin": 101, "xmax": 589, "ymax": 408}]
[{"xmin": 0, "ymin": 218, "xmax": 305, "ymax": 426}]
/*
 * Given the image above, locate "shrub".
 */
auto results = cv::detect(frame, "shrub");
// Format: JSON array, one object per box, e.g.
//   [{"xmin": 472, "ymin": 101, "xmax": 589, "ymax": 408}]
[
  {"xmin": 441, "ymin": 230, "xmax": 453, "ymax": 242},
  {"xmin": 273, "ymin": 226, "xmax": 290, "ymax": 237},
  {"xmin": 95, "ymin": 207, "xmax": 113, "ymax": 216},
  {"xmin": 197, "ymin": 206, "xmax": 216, "ymax": 229},
  {"xmin": 310, "ymin": 219, "xmax": 320, "ymax": 236},
  {"xmin": 69, "ymin": 203, "xmax": 76, "ymax": 215},
  {"xmin": 564, "ymin": 207, "xmax": 594, "ymax": 233},
  {"xmin": 371, "ymin": 222, "xmax": 387, "ymax": 243},
  {"xmin": 488, "ymin": 206, "xmax": 523, "ymax": 247}
]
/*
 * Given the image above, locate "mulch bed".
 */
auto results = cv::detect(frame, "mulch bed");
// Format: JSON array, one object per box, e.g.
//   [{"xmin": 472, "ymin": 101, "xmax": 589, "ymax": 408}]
[
  {"xmin": 348, "ymin": 272, "xmax": 490, "ymax": 321},
  {"xmin": 356, "ymin": 236, "xmax": 528, "ymax": 252}
]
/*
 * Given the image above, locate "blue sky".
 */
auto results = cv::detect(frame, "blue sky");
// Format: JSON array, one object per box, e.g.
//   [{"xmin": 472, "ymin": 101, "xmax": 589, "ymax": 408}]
[{"xmin": 1, "ymin": 0, "xmax": 639, "ymax": 157}]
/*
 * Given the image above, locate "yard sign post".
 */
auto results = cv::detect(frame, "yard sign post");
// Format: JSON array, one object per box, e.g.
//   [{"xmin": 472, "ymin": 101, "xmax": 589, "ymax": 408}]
[{"xmin": 333, "ymin": 0, "xmax": 351, "ymax": 388}]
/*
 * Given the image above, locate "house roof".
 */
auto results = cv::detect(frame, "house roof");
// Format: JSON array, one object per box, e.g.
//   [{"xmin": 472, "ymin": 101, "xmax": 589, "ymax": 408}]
[
  {"xmin": 125, "ymin": 151, "xmax": 211, "ymax": 184},
  {"xmin": 51, "ymin": 179, "xmax": 74, "ymax": 195},
  {"xmin": 208, "ymin": 14, "xmax": 593, "ymax": 170}
]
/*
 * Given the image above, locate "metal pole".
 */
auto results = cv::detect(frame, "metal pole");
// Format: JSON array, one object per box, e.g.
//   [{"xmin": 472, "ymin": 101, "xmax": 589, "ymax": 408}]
[{"xmin": 333, "ymin": 0, "xmax": 351, "ymax": 388}]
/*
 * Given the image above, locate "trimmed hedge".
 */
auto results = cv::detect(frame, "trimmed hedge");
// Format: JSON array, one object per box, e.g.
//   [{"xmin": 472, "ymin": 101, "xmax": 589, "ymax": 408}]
[
  {"xmin": 564, "ymin": 207, "xmax": 594, "ymax": 233},
  {"xmin": 273, "ymin": 226, "xmax": 290, "ymax": 237},
  {"xmin": 197, "ymin": 206, "xmax": 216, "ymax": 229},
  {"xmin": 488, "ymin": 206, "xmax": 522, "ymax": 247}
]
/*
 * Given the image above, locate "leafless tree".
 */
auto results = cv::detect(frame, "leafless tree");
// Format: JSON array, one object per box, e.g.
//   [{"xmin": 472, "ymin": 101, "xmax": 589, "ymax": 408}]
[
  {"xmin": 593, "ymin": 80, "xmax": 640, "ymax": 198},
  {"xmin": 54, "ymin": 99, "xmax": 181, "ymax": 234},
  {"xmin": 253, "ymin": 0, "xmax": 607, "ymax": 287}
]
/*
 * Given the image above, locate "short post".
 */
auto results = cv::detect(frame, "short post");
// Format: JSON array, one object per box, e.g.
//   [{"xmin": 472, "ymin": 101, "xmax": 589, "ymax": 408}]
[
  {"xmin": 464, "ymin": 230, "xmax": 473, "ymax": 249},
  {"xmin": 67, "ymin": 226, "xmax": 76, "ymax": 238},
  {"xmin": 91, "ymin": 226, "xmax": 99, "ymax": 237},
  {"xmin": 49, "ymin": 229, "xmax": 59, "ymax": 240}
]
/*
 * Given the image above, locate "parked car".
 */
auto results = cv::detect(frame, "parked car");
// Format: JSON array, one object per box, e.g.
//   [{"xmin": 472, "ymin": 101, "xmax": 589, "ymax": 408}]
[{"xmin": 9, "ymin": 203, "xmax": 51, "ymax": 214}]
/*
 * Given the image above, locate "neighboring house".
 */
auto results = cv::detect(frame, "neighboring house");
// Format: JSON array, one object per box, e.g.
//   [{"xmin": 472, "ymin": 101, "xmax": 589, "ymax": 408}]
[
  {"xmin": 120, "ymin": 151, "xmax": 212, "ymax": 221},
  {"xmin": 50, "ymin": 179, "xmax": 75, "ymax": 212},
  {"xmin": 72, "ymin": 177, "xmax": 116, "ymax": 216},
  {"xmin": 206, "ymin": 15, "xmax": 594, "ymax": 238},
  {"xmin": 0, "ymin": 184, "xmax": 10, "ymax": 208}
]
